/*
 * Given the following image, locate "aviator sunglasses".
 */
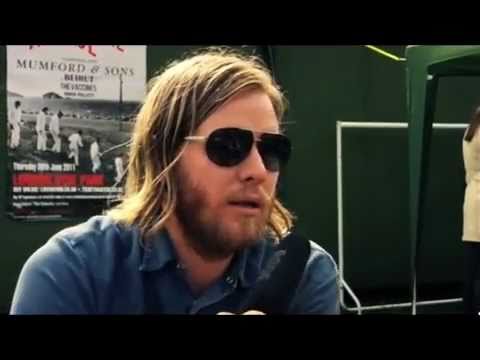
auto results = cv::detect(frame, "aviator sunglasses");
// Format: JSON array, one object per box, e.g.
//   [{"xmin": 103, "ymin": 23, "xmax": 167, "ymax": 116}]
[{"xmin": 185, "ymin": 127, "xmax": 291, "ymax": 172}]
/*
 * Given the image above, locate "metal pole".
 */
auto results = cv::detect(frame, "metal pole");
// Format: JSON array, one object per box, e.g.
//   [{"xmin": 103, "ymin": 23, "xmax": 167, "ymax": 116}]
[
  {"xmin": 336, "ymin": 121, "xmax": 346, "ymax": 306},
  {"xmin": 337, "ymin": 121, "xmax": 467, "ymax": 314}
]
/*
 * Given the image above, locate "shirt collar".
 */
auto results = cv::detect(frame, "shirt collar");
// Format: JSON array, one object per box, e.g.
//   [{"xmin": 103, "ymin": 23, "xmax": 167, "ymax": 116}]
[
  {"xmin": 139, "ymin": 230, "xmax": 177, "ymax": 272},
  {"xmin": 224, "ymin": 237, "xmax": 275, "ymax": 288},
  {"xmin": 139, "ymin": 229, "xmax": 275, "ymax": 289}
]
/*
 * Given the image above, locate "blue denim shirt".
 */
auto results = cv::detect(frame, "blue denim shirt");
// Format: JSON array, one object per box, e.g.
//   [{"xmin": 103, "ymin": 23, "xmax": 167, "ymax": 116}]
[{"xmin": 10, "ymin": 216, "xmax": 340, "ymax": 314}]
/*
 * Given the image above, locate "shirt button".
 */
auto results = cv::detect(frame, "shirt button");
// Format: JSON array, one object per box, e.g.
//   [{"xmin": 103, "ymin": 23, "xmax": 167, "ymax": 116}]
[{"xmin": 226, "ymin": 276, "xmax": 236, "ymax": 285}]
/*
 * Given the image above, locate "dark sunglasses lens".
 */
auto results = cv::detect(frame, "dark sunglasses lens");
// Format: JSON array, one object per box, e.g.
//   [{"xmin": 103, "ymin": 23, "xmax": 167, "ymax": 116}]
[
  {"xmin": 258, "ymin": 134, "xmax": 291, "ymax": 172},
  {"xmin": 206, "ymin": 128, "xmax": 253, "ymax": 167}
]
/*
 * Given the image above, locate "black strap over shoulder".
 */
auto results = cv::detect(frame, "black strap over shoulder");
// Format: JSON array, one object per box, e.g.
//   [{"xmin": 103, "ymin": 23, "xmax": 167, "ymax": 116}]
[
  {"xmin": 238, "ymin": 231, "xmax": 311, "ymax": 314},
  {"xmin": 143, "ymin": 231, "xmax": 311, "ymax": 315}
]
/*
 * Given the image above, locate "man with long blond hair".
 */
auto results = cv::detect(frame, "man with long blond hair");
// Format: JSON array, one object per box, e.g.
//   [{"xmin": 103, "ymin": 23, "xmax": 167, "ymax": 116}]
[{"xmin": 10, "ymin": 48, "xmax": 339, "ymax": 314}]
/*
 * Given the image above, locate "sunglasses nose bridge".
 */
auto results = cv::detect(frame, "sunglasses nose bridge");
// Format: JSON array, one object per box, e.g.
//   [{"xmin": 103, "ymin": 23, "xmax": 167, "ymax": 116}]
[
  {"xmin": 242, "ymin": 141, "xmax": 270, "ymax": 174},
  {"xmin": 252, "ymin": 131, "xmax": 262, "ymax": 142},
  {"xmin": 246, "ymin": 134, "xmax": 284, "ymax": 173},
  {"xmin": 237, "ymin": 130, "xmax": 265, "ymax": 168}
]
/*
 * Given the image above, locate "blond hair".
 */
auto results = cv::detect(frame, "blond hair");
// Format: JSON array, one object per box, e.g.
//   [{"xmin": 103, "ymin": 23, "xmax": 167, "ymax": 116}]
[{"xmin": 108, "ymin": 47, "xmax": 295, "ymax": 240}]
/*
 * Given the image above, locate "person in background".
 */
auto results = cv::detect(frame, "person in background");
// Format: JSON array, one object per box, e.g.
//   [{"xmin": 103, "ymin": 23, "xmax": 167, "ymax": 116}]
[
  {"xmin": 36, "ymin": 107, "xmax": 48, "ymax": 152},
  {"xmin": 114, "ymin": 155, "xmax": 124, "ymax": 183},
  {"xmin": 49, "ymin": 110, "xmax": 63, "ymax": 153},
  {"xmin": 8, "ymin": 100, "xmax": 23, "ymax": 150},
  {"xmin": 462, "ymin": 106, "xmax": 480, "ymax": 314},
  {"xmin": 68, "ymin": 130, "xmax": 84, "ymax": 167},
  {"xmin": 90, "ymin": 137, "xmax": 101, "ymax": 173}
]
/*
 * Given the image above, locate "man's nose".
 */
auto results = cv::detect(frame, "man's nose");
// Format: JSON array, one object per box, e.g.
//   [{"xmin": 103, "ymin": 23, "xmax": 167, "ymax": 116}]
[{"xmin": 237, "ymin": 145, "xmax": 269, "ymax": 183}]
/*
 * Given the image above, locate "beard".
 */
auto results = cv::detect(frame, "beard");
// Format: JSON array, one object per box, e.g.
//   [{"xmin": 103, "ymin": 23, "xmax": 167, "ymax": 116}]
[{"xmin": 174, "ymin": 167, "xmax": 272, "ymax": 261}]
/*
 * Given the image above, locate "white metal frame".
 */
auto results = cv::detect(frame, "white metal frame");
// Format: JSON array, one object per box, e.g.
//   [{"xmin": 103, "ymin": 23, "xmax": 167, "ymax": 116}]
[{"xmin": 336, "ymin": 121, "xmax": 467, "ymax": 314}]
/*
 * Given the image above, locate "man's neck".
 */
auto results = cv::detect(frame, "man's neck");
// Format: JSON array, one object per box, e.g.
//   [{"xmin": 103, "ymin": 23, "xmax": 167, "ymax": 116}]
[{"xmin": 165, "ymin": 217, "xmax": 233, "ymax": 296}]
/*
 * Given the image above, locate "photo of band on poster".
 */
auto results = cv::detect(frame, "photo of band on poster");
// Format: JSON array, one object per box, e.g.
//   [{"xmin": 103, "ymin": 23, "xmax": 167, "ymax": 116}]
[{"xmin": 6, "ymin": 45, "xmax": 147, "ymax": 220}]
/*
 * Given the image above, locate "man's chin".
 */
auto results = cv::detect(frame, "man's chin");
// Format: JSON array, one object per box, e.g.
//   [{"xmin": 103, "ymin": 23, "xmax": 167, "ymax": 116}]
[{"xmin": 222, "ymin": 225, "xmax": 266, "ymax": 250}]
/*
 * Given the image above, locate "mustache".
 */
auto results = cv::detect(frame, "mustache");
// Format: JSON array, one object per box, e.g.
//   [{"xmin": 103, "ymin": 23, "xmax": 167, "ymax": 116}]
[
  {"xmin": 259, "ymin": 186, "xmax": 275, "ymax": 204},
  {"xmin": 238, "ymin": 186, "xmax": 275, "ymax": 205},
  {"xmin": 225, "ymin": 186, "xmax": 275, "ymax": 210}
]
